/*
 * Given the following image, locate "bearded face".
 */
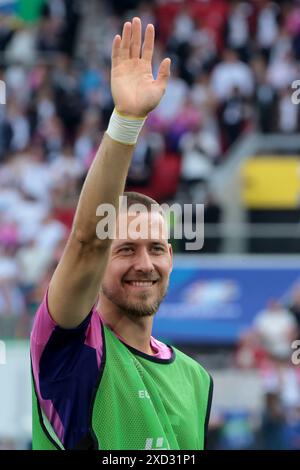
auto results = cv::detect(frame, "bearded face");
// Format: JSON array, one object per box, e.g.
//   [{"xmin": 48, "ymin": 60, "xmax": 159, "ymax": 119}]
[{"xmin": 100, "ymin": 211, "xmax": 172, "ymax": 318}]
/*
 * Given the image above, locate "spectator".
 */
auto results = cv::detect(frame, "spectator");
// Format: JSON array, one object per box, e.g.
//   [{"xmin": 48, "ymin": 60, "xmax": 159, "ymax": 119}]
[
  {"xmin": 74, "ymin": 108, "xmax": 102, "ymax": 169},
  {"xmin": 235, "ymin": 330, "xmax": 267, "ymax": 369},
  {"xmin": 50, "ymin": 143, "xmax": 84, "ymax": 185},
  {"xmin": 6, "ymin": 100, "xmax": 30, "ymax": 152},
  {"xmin": 224, "ymin": 1, "xmax": 252, "ymax": 62},
  {"xmin": 211, "ymin": 48, "xmax": 254, "ymax": 101},
  {"xmin": 179, "ymin": 121, "xmax": 217, "ymax": 198},
  {"xmin": 252, "ymin": 54, "xmax": 277, "ymax": 133},
  {"xmin": 254, "ymin": 299, "xmax": 298, "ymax": 360},
  {"xmin": 220, "ymin": 85, "xmax": 250, "ymax": 148},
  {"xmin": 153, "ymin": 64, "xmax": 188, "ymax": 123},
  {"xmin": 260, "ymin": 357, "xmax": 300, "ymax": 449},
  {"xmin": 127, "ymin": 126, "xmax": 164, "ymax": 188},
  {"xmin": 0, "ymin": 117, "xmax": 13, "ymax": 162},
  {"xmin": 53, "ymin": 54, "xmax": 83, "ymax": 135},
  {"xmin": 256, "ymin": 1, "xmax": 280, "ymax": 63},
  {"xmin": 288, "ymin": 283, "xmax": 300, "ymax": 337},
  {"xmin": 36, "ymin": 17, "xmax": 62, "ymax": 57},
  {"xmin": 276, "ymin": 86, "xmax": 300, "ymax": 133},
  {"xmin": 261, "ymin": 392, "xmax": 286, "ymax": 450},
  {"xmin": 17, "ymin": 144, "xmax": 52, "ymax": 204},
  {"xmin": 0, "ymin": 242, "xmax": 26, "ymax": 337},
  {"xmin": 267, "ymin": 50, "xmax": 299, "ymax": 91}
]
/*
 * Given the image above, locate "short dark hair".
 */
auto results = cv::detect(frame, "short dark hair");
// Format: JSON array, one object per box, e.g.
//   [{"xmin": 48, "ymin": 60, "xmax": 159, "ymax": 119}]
[{"xmin": 121, "ymin": 191, "xmax": 164, "ymax": 216}]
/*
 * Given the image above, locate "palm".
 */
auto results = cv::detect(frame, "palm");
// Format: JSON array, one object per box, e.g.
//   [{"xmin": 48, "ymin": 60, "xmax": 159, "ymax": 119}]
[
  {"xmin": 112, "ymin": 60, "xmax": 161, "ymax": 116},
  {"xmin": 111, "ymin": 19, "xmax": 170, "ymax": 118}
]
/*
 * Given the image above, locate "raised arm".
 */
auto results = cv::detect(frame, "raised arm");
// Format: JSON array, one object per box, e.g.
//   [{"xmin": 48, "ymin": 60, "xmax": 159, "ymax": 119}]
[{"xmin": 47, "ymin": 18, "xmax": 170, "ymax": 328}]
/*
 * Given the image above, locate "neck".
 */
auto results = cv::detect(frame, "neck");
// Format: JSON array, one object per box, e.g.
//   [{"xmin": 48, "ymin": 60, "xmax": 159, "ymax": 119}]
[{"xmin": 96, "ymin": 296, "xmax": 154, "ymax": 355}]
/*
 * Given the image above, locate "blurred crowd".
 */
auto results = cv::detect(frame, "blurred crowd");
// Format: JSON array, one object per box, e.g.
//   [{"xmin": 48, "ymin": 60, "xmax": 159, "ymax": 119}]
[
  {"xmin": 1, "ymin": 0, "xmax": 300, "ymax": 338},
  {"xmin": 229, "ymin": 285, "xmax": 300, "ymax": 450},
  {"xmin": 206, "ymin": 287, "xmax": 300, "ymax": 450}
]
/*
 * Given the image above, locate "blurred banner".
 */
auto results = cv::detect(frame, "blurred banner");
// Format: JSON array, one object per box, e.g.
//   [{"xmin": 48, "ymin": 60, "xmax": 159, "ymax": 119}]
[
  {"xmin": 0, "ymin": 0, "xmax": 44, "ymax": 21},
  {"xmin": 154, "ymin": 256, "xmax": 300, "ymax": 344},
  {"xmin": 242, "ymin": 156, "xmax": 300, "ymax": 209},
  {"xmin": 0, "ymin": 0, "xmax": 18, "ymax": 14}
]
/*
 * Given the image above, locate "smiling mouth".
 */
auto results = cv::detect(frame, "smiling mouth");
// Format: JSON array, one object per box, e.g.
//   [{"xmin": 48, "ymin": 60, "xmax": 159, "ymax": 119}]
[{"xmin": 124, "ymin": 281, "xmax": 158, "ymax": 287}]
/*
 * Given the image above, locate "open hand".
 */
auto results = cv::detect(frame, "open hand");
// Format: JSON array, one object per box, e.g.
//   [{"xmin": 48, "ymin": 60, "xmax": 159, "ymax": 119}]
[{"xmin": 111, "ymin": 17, "xmax": 171, "ymax": 118}]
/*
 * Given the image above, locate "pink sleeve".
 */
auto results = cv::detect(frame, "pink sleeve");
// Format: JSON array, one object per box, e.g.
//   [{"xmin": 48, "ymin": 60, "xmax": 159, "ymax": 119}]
[
  {"xmin": 30, "ymin": 289, "xmax": 104, "ymax": 379},
  {"xmin": 30, "ymin": 290, "xmax": 57, "ymax": 381},
  {"xmin": 30, "ymin": 289, "xmax": 104, "ymax": 444}
]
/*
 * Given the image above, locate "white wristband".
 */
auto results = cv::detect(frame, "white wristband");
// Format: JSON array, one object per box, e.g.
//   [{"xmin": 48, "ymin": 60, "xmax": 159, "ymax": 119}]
[{"xmin": 106, "ymin": 108, "xmax": 146, "ymax": 145}]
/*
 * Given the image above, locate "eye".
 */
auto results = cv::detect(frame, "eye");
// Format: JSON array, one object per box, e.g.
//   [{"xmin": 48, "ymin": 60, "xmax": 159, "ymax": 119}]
[
  {"xmin": 119, "ymin": 246, "xmax": 134, "ymax": 254},
  {"xmin": 151, "ymin": 245, "xmax": 165, "ymax": 253}
]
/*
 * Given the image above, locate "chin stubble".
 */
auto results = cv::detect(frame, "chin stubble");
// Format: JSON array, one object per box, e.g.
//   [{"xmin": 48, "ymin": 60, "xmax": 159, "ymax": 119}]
[{"xmin": 101, "ymin": 281, "xmax": 169, "ymax": 318}]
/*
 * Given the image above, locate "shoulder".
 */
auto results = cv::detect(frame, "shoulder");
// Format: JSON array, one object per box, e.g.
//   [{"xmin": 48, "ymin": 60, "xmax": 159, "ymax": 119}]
[
  {"xmin": 172, "ymin": 345, "xmax": 210, "ymax": 379},
  {"xmin": 30, "ymin": 289, "xmax": 102, "ymax": 351}
]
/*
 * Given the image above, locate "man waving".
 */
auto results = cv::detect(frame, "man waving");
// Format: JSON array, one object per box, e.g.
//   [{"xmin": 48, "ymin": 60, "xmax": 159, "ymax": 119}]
[{"xmin": 31, "ymin": 17, "xmax": 212, "ymax": 450}]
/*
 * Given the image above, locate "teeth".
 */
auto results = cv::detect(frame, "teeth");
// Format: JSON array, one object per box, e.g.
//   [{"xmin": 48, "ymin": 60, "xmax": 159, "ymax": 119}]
[{"xmin": 128, "ymin": 281, "xmax": 154, "ymax": 287}]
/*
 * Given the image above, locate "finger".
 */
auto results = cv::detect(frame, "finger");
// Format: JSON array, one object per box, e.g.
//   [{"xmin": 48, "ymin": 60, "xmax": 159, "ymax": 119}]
[
  {"xmin": 111, "ymin": 34, "xmax": 121, "ymax": 67},
  {"xmin": 120, "ymin": 22, "xmax": 131, "ymax": 60},
  {"xmin": 142, "ymin": 23, "xmax": 154, "ymax": 62},
  {"xmin": 156, "ymin": 57, "xmax": 171, "ymax": 91},
  {"xmin": 130, "ymin": 17, "xmax": 142, "ymax": 59}
]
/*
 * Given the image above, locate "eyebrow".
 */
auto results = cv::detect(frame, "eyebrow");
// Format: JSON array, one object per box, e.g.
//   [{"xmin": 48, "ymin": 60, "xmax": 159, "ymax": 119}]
[
  {"xmin": 114, "ymin": 240, "xmax": 167, "ymax": 249},
  {"xmin": 114, "ymin": 242, "xmax": 136, "ymax": 249}
]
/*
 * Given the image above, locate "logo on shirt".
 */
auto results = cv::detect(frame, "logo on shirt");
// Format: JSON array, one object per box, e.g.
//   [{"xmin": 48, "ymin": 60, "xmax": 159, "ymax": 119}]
[
  {"xmin": 144, "ymin": 437, "xmax": 169, "ymax": 450},
  {"xmin": 138, "ymin": 390, "xmax": 150, "ymax": 399}
]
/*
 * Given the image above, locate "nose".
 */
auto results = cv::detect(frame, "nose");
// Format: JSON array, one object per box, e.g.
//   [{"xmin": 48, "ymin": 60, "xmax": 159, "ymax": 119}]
[{"xmin": 133, "ymin": 247, "xmax": 155, "ymax": 274}]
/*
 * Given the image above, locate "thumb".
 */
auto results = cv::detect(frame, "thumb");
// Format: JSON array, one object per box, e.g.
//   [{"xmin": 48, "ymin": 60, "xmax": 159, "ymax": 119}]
[{"xmin": 156, "ymin": 58, "xmax": 171, "ymax": 92}]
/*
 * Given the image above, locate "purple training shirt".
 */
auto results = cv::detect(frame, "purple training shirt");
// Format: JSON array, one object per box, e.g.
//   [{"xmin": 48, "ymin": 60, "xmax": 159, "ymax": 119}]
[{"xmin": 30, "ymin": 290, "xmax": 172, "ymax": 449}]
